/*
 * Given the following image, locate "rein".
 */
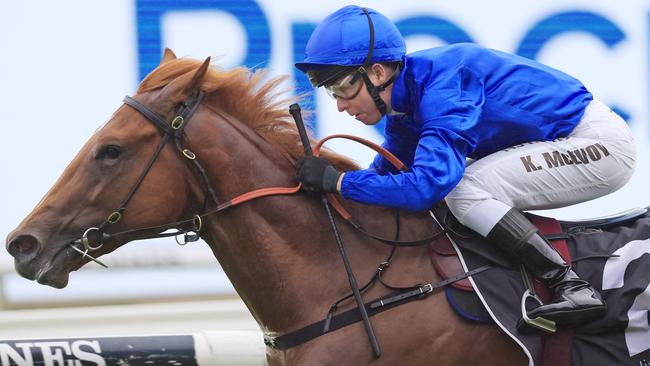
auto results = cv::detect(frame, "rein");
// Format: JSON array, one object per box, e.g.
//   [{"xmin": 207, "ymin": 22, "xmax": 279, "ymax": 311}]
[
  {"xmin": 83, "ymin": 135, "xmax": 444, "ymax": 251},
  {"xmin": 70, "ymin": 94, "xmax": 444, "ymax": 267}
]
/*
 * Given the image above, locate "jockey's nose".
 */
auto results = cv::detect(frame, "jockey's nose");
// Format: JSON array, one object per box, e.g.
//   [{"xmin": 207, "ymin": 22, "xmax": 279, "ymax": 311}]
[
  {"xmin": 336, "ymin": 97, "xmax": 349, "ymax": 113},
  {"xmin": 6, "ymin": 232, "xmax": 40, "ymax": 260}
]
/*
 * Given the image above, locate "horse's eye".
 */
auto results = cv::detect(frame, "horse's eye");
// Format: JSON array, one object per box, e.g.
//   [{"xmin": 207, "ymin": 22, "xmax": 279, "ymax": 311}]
[{"xmin": 96, "ymin": 145, "xmax": 122, "ymax": 160}]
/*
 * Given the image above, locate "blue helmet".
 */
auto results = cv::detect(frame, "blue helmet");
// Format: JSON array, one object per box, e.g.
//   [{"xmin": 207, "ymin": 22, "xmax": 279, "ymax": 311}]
[{"xmin": 295, "ymin": 5, "xmax": 406, "ymax": 73}]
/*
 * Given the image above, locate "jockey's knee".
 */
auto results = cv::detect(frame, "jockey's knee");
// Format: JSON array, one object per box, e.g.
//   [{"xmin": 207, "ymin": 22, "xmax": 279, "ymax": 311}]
[
  {"xmin": 610, "ymin": 139, "xmax": 636, "ymax": 192},
  {"xmin": 445, "ymin": 176, "xmax": 493, "ymax": 226}
]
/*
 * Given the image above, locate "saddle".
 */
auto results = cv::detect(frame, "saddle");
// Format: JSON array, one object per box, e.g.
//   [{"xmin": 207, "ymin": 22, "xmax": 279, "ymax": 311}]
[
  {"xmin": 429, "ymin": 210, "xmax": 566, "ymax": 291},
  {"xmin": 429, "ymin": 205, "xmax": 648, "ymax": 292},
  {"xmin": 428, "ymin": 204, "xmax": 649, "ymax": 366}
]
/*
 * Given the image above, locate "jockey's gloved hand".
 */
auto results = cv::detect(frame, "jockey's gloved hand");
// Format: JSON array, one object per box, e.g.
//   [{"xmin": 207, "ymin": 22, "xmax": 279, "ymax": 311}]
[{"xmin": 296, "ymin": 156, "xmax": 341, "ymax": 193}]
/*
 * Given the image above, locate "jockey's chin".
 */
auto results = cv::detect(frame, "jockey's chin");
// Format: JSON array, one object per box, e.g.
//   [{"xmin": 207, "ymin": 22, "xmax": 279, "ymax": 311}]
[{"xmin": 355, "ymin": 110, "xmax": 383, "ymax": 125}]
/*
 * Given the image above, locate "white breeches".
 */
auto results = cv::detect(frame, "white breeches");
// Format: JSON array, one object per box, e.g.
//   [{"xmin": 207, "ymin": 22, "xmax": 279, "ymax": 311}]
[{"xmin": 445, "ymin": 100, "xmax": 636, "ymax": 237}]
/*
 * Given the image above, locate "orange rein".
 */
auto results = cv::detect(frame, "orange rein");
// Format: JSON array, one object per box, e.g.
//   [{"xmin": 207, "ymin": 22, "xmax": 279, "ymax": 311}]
[{"xmin": 215, "ymin": 134, "xmax": 406, "ymax": 218}]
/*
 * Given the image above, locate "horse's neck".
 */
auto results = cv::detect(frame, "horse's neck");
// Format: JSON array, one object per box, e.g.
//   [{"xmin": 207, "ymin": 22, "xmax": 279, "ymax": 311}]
[{"xmin": 190, "ymin": 108, "xmax": 439, "ymax": 333}]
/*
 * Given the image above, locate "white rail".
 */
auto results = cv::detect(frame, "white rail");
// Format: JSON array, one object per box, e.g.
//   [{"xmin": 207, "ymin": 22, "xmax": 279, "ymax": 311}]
[
  {"xmin": 0, "ymin": 299, "xmax": 266, "ymax": 365},
  {"xmin": 0, "ymin": 330, "xmax": 266, "ymax": 366}
]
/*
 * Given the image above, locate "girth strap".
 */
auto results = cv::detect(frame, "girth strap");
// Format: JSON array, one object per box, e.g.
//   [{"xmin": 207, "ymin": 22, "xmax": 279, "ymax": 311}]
[{"xmin": 264, "ymin": 265, "xmax": 490, "ymax": 350}]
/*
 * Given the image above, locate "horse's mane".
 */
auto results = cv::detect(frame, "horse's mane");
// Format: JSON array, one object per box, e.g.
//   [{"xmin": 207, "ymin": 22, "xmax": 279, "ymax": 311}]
[{"xmin": 137, "ymin": 58, "xmax": 359, "ymax": 171}]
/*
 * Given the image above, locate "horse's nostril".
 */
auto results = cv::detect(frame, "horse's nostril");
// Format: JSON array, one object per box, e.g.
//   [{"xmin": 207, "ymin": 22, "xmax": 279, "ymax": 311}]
[{"xmin": 7, "ymin": 235, "xmax": 39, "ymax": 258}]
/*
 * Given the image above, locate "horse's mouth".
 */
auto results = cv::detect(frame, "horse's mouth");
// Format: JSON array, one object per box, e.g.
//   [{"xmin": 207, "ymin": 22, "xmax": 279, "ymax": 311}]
[
  {"xmin": 35, "ymin": 267, "xmax": 70, "ymax": 289},
  {"xmin": 24, "ymin": 244, "xmax": 86, "ymax": 289}
]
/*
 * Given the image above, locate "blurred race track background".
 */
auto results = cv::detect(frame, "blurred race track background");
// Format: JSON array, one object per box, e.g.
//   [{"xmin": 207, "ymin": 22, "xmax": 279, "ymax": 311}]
[{"xmin": 0, "ymin": 0, "xmax": 648, "ymax": 351}]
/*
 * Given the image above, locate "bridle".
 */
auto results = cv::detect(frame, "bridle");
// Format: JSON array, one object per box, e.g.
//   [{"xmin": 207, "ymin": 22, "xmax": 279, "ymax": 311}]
[
  {"xmin": 69, "ymin": 90, "xmax": 303, "ymax": 267},
  {"xmin": 69, "ymin": 91, "xmax": 214, "ymax": 267}
]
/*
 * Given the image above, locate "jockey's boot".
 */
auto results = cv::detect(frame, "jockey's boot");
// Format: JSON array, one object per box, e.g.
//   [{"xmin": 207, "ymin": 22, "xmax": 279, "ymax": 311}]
[{"xmin": 487, "ymin": 208, "xmax": 606, "ymax": 325}]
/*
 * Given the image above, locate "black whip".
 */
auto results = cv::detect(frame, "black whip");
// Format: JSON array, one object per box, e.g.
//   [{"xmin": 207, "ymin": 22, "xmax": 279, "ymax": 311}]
[{"xmin": 289, "ymin": 103, "xmax": 381, "ymax": 358}]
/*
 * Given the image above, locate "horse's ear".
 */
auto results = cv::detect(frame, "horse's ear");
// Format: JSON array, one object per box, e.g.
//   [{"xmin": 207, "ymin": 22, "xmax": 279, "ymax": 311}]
[
  {"xmin": 187, "ymin": 57, "xmax": 211, "ymax": 91},
  {"xmin": 161, "ymin": 48, "xmax": 177, "ymax": 64},
  {"xmin": 159, "ymin": 56, "xmax": 211, "ymax": 102}
]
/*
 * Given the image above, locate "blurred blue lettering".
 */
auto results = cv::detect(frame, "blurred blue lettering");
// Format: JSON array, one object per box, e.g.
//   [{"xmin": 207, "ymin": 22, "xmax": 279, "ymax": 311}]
[
  {"xmin": 516, "ymin": 11, "xmax": 625, "ymax": 59},
  {"xmin": 291, "ymin": 22, "xmax": 317, "ymax": 127},
  {"xmin": 395, "ymin": 16, "xmax": 474, "ymax": 44},
  {"xmin": 135, "ymin": 0, "xmax": 271, "ymax": 81}
]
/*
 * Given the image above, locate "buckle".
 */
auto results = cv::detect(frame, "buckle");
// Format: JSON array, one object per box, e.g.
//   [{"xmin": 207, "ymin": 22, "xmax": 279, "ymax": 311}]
[
  {"xmin": 377, "ymin": 261, "xmax": 390, "ymax": 272},
  {"xmin": 182, "ymin": 149, "xmax": 196, "ymax": 160},
  {"xmin": 175, "ymin": 232, "xmax": 200, "ymax": 246},
  {"xmin": 263, "ymin": 336, "xmax": 277, "ymax": 348},
  {"xmin": 171, "ymin": 116, "xmax": 185, "ymax": 130}
]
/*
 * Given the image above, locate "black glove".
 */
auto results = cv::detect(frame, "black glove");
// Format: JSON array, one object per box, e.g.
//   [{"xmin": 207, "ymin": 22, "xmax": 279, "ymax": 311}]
[{"xmin": 296, "ymin": 156, "xmax": 341, "ymax": 193}]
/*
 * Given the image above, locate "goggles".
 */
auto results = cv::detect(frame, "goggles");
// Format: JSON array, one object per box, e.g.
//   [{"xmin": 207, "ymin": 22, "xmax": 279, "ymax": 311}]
[{"xmin": 323, "ymin": 71, "xmax": 364, "ymax": 100}]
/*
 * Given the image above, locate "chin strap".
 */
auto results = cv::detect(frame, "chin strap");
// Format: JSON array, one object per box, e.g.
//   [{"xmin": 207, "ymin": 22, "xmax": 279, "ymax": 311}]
[
  {"xmin": 357, "ymin": 7, "xmax": 401, "ymax": 117},
  {"xmin": 357, "ymin": 65, "xmax": 400, "ymax": 116}
]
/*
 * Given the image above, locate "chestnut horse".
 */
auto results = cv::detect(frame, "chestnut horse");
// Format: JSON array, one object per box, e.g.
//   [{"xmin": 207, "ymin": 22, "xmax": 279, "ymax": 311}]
[{"xmin": 5, "ymin": 50, "xmax": 527, "ymax": 365}]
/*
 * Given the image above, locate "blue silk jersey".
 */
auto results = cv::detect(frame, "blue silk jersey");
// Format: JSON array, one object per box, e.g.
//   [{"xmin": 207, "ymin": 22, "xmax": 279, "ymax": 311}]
[{"xmin": 340, "ymin": 43, "xmax": 593, "ymax": 211}]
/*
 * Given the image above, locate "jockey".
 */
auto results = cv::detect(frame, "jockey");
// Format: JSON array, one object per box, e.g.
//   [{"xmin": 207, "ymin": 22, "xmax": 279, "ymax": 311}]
[{"xmin": 294, "ymin": 5, "xmax": 636, "ymax": 325}]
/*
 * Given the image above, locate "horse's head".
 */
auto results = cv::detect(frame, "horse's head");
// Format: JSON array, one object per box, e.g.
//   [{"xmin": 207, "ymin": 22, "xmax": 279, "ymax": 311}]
[{"xmin": 5, "ymin": 49, "xmax": 212, "ymax": 288}]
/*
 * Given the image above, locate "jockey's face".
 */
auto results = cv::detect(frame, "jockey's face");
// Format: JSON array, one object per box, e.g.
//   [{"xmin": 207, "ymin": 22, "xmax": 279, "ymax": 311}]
[{"xmin": 333, "ymin": 63, "xmax": 394, "ymax": 125}]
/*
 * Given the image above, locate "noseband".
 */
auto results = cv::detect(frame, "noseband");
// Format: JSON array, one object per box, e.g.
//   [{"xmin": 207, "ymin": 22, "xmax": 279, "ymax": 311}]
[{"xmin": 70, "ymin": 91, "xmax": 215, "ymax": 267}]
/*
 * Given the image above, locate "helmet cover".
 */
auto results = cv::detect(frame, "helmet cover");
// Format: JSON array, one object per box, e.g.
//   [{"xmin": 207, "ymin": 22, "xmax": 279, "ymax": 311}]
[{"xmin": 295, "ymin": 5, "xmax": 406, "ymax": 73}]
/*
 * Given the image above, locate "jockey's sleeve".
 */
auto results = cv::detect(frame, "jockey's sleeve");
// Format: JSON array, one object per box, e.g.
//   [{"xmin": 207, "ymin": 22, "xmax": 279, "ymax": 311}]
[
  {"xmin": 342, "ymin": 65, "xmax": 483, "ymax": 211},
  {"xmin": 369, "ymin": 115, "xmax": 419, "ymax": 174}
]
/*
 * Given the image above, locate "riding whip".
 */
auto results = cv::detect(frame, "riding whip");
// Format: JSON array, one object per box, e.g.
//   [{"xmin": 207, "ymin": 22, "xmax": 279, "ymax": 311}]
[{"xmin": 289, "ymin": 103, "xmax": 382, "ymax": 358}]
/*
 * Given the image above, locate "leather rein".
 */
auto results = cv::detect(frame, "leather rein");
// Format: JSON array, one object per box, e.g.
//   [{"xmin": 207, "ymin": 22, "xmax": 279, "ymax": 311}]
[{"xmin": 69, "ymin": 93, "xmax": 445, "ymax": 268}]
